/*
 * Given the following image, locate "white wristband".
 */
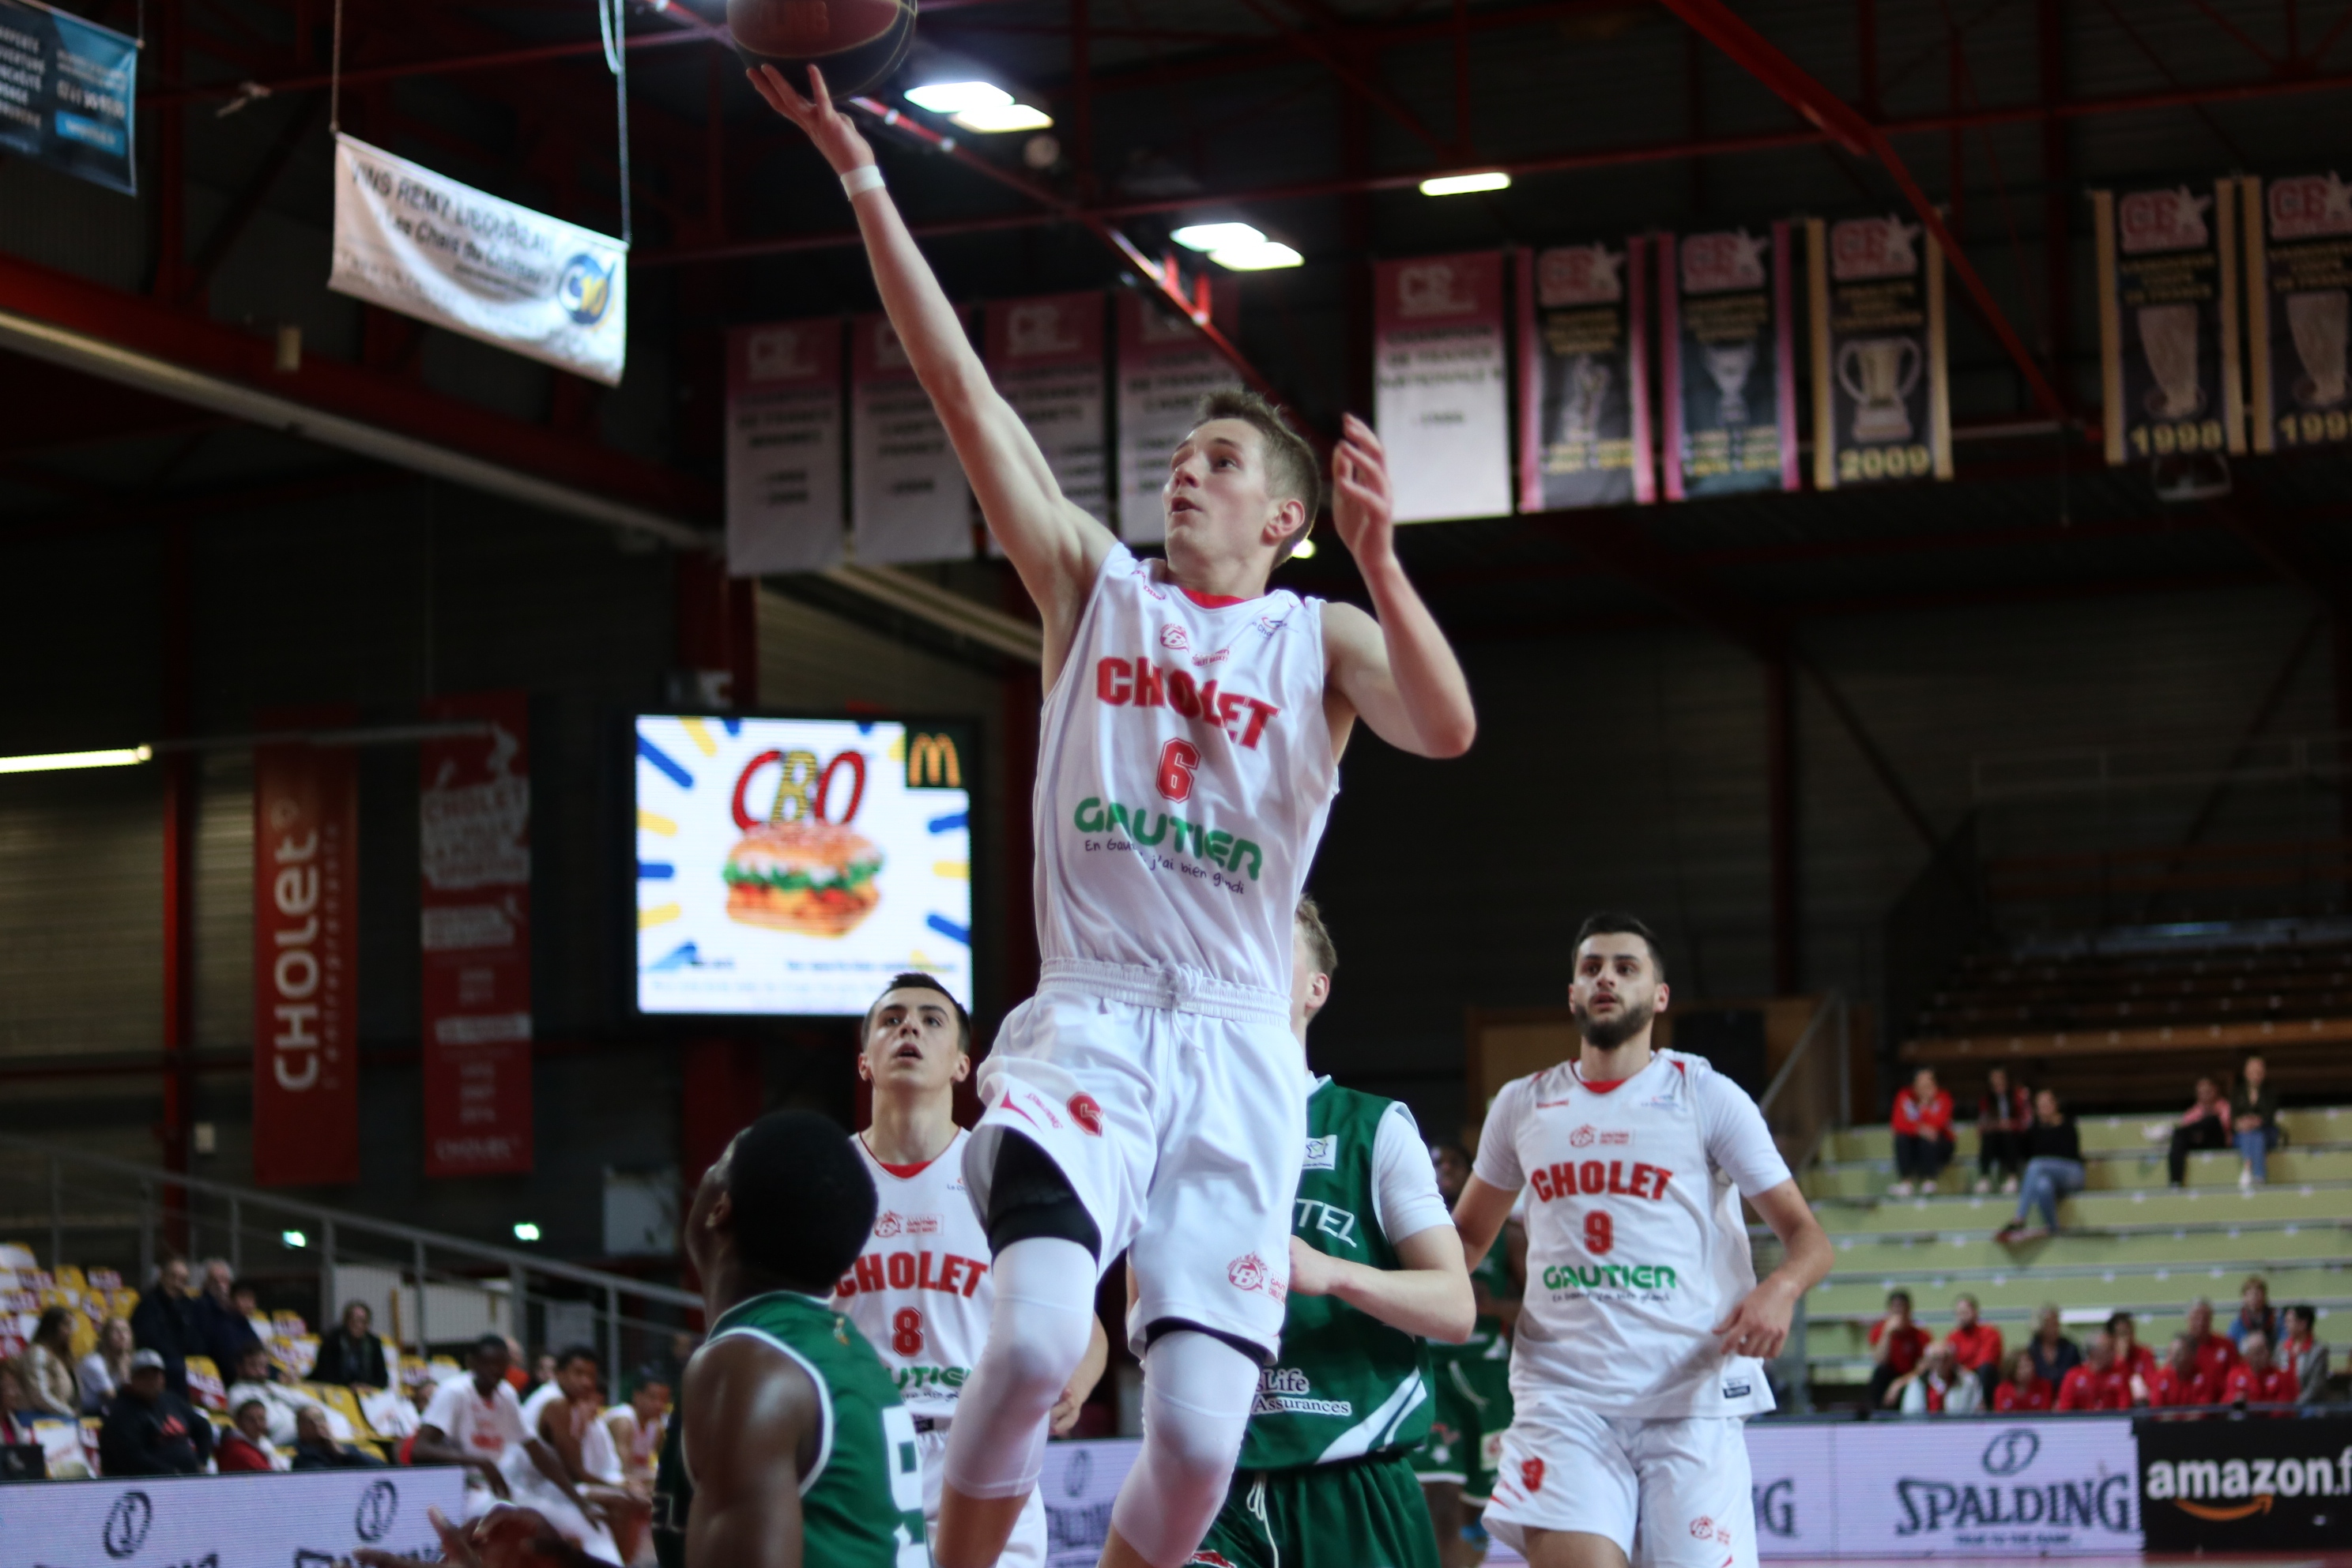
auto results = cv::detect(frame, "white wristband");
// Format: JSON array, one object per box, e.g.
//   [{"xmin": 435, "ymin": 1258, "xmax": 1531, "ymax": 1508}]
[{"xmin": 842, "ymin": 164, "xmax": 885, "ymax": 199}]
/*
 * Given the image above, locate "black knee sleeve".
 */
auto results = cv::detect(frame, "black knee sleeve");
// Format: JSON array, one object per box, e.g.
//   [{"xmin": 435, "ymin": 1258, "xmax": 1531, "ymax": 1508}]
[
  {"xmin": 1140, "ymin": 1315, "xmax": 1276, "ymax": 1367},
  {"xmin": 984, "ymin": 1133, "xmax": 1102, "ymax": 1260}
]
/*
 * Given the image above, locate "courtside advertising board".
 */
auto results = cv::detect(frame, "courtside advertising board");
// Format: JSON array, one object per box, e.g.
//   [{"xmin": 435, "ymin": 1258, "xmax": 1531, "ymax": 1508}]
[{"xmin": 635, "ymin": 714, "xmax": 974, "ymax": 1016}]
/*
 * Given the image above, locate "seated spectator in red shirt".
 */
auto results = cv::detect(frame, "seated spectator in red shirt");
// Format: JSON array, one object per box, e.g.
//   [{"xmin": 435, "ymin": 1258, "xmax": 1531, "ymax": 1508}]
[
  {"xmin": 1947, "ymin": 1293, "xmax": 2004, "ymax": 1401},
  {"xmin": 2221, "ymin": 1332, "xmax": 2297, "ymax": 1406},
  {"xmin": 2147, "ymin": 1334, "xmax": 2219, "ymax": 1408},
  {"xmin": 217, "ymin": 1397, "xmax": 288, "ymax": 1472},
  {"xmin": 2106, "ymin": 1311, "xmax": 2158, "ymax": 1397},
  {"xmin": 1869, "ymin": 1289, "xmax": 1933, "ymax": 1409},
  {"xmin": 1890, "ymin": 1069, "xmax": 1955, "ymax": 1197},
  {"xmin": 2056, "ymin": 1331, "xmax": 2136, "ymax": 1411},
  {"xmin": 2182, "ymin": 1298, "xmax": 2238, "ymax": 1385},
  {"xmin": 1992, "ymin": 1349, "xmax": 2053, "ymax": 1412}
]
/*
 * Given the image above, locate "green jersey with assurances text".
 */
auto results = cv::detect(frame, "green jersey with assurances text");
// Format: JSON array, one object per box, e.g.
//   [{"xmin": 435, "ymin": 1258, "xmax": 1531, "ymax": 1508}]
[
  {"xmin": 1239, "ymin": 1080, "xmax": 1434, "ymax": 1470},
  {"xmin": 651, "ymin": 1291, "xmax": 929, "ymax": 1568}
]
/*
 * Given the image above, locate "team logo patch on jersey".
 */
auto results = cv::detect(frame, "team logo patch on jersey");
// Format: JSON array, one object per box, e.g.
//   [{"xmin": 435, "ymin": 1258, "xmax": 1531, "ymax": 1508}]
[
  {"xmin": 1068, "ymin": 1093, "xmax": 1104, "ymax": 1136},
  {"xmin": 1570, "ymin": 1124, "xmax": 1596, "ymax": 1148},
  {"xmin": 1226, "ymin": 1252, "xmax": 1286, "ymax": 1301},
  {"xmin": 1690, "ymin": 1517, "xmax": 1715, "ymax": 1540},
  {"xmin": 1159, "ymin": 624, "xmax": 1190, "ymax": 651},
  {"xmin": 1302, "ymin": 1134, "xmax": 1338, "ymax": 1170},
  {"xmin": 875, "ymin": 1212, "xmax": 903, "ymax": 1238},
  {"xmin": 1521, "ymin": 1457, "xmax": 1546, "ymax": 1494}
]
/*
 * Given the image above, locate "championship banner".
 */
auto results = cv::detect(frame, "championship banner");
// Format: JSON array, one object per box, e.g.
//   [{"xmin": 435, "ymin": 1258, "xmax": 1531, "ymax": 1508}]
[
  {"xmin": 986, "ymin": 292, "xmax": 1110, "ymax": 526},
  {"xmin": 1116, "ymin": 292, "xmax": 1240, "ymax": 544},
  {"xmin": 850, "ymin": 310, "xmax": 974, "ymax": 564},
  {"xmin": 1374, "ymin": 251, "xmax": 1513, "ymax": 522},
  {"xmin": 2139, "ymin": 1412, "xmax": 2352, "ymax": 1551},
  {"xmin": 1807, "ymin": 213, "xmax": 1953, "ymax": 489},
  {"xmin": 2091, "ymin": 181, "xmax": 2245, "ymax": 466},
  {"xmin": 0, "ymin": 0, "xmax": 138, "ymax": 195},
  {"xmin": 419, "ymin": 692, "xmax": 533, "ymax": 1178},
  {"xmin": 1516, "ymin": 240, "xmax": 1653, "ymax": 511},
  {"xmin": 329, "ymin": 134, "xmax": 629, "ymax": 386},
  {"xmin": 725, "ymin": 318, "xmax": 846, "ymax": 576},
  {"xmin": 1660, "ymin": 224, "xmax": 1799, "ymax": 499},
  {"xmin": 2242, "ymin": 172, "xmax": 2352, "ymax": 454},
  {"xmin": 252, "ymin": 722, "xmax": 360, "ymax": 1188},
  {"xmin": 0, "ymin": 1466, "xmax": 465, "ymax": 1567}
]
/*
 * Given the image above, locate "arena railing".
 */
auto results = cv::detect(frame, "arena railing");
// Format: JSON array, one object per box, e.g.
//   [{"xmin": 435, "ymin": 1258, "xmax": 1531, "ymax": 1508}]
[{"xmin": 0, "ymin": 1133, "xmax": 699, "ymax": 1385}]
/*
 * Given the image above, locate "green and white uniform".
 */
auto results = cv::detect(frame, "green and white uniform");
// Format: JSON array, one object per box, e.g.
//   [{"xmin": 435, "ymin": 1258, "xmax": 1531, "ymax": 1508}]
[
  {"xmin": 1192, "ymin": 1078, "xmax": 1454, "ymax": 1568},
  {"xmin": 1412, "ymin": 1227, "xmax": 1517, "ymax": 1503},
  {"xmin": 650, "ymin": 1291, "xmax": 931, "ymax": 1568}
]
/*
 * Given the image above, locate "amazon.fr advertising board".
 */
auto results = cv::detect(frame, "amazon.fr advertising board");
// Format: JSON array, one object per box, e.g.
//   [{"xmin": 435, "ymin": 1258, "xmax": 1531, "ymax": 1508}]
[{"xmin": 2138, "ymin": 1413, "xmax": 2352, "ymax": 1552}]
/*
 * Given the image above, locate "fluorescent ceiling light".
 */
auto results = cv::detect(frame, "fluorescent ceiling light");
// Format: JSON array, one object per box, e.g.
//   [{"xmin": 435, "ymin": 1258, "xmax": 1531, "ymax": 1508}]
[
  {"xmin": 0, "ymin": 744, "xmax": 152, "ymax": 775},
  {"xmin": 906, "ymin": 81, "xmax": 1013, "ymax": 115},
  {"xmin": 1172, "ymin": 222, "xmax": 1265, "ymax": 253},
  {"xmin": 1209, "ymin": 240, "xmax": 1303, "ymax": 270},
  {"xmin": 950, "ymin": 103, "xmax": 1054, "ymax": 133},
  {"xmin": 1289, "ymin": 537, "xmax": 1317, "ymax": 560},
  {"xmin": 281, "ymin": 1230, "xmax": 307, "ymax": 1249},
  {"xmin": 513, "ymin": 1222, "xmax": 542, "ymax": 1242},
  {"xmin": 1420, "ymin": 171, "xmax": 1512, "ymax": 196}
]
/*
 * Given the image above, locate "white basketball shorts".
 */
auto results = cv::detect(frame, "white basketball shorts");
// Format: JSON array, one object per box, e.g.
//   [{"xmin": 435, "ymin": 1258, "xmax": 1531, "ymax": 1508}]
[
  {"xmin": 1483, "ymin": 1393, "xmax": 1757, "ymax": 1568},
  {"xmin": 964, "ymin": 957, "xmax": 1306, "ymax": 1360},
  {"xmin": 918, "ymin": 1424, "xmax": 1046, "ymax": 1568}
]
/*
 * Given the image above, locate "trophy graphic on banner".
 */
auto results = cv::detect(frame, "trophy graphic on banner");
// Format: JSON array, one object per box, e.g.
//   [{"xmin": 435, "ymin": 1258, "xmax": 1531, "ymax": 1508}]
[
  {"xmin": 1837, "ymin": 336, "xmax": 1921, "ymax": 444},
  {"xmin": 2287, "ymin": 289, "xmax": 2349, "ymax": 408},
  {"xmin": 1704, "ymin": 338, "xmax": 1756, "ymax": 426},
  {"xmin": 2136, "ymin": 303, "xmax": 2204, "ymax": 418},
  {"xmin": 1554, "ymin": 354, "xmax": 1613, "ymax": 445}
]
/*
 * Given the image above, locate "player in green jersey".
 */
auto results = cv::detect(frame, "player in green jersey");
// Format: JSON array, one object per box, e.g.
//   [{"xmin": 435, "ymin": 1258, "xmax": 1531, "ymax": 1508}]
[
  {"xmin": 1184, "ymin": 899, "xmax": 1476, "ymax": 1568},
  {"xmin": 1413, "ymin": 1144, "xmax": 1524, "ymax": 1568}
]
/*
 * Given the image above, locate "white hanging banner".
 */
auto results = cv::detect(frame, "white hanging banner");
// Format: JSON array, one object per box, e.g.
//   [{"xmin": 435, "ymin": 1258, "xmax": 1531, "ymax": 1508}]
[
  {"xmin": 1116, "ymin": 292, "xmax": 1239, "ymax": 543},
  {"xmin": 986, "ymin": 292, "xmax": 1111, "ymax": 528},
  {"xmin": 851, "ymin": 310, "xmax": 974, "ymax": 564},
  {"xmin": 1374, "ymin": 252, "xmax": 1513, "ymax": 523},
  {"xmin": 329, "ymin": 134, "xmax": 630, "ymax": 386},
  {"xmin": 726, "ymin": 318, "xmax": 846, "ymax": 575}
]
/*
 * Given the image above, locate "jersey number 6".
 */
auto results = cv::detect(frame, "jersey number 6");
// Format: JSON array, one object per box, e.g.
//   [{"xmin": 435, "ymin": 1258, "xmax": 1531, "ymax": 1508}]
[{"xmin": 1156, "ymin": 739, "xmax": 1201, "ymax": 803}]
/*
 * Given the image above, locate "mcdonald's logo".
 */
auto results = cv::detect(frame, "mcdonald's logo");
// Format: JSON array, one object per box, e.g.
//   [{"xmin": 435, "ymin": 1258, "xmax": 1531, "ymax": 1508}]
[{"xmin": 907, "ymin": 733, "xmax": 963, "ymax": 790}]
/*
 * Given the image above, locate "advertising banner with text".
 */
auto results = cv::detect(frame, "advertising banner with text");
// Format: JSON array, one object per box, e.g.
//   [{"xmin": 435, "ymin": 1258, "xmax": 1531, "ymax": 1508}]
[
  {"xmin": 419, "ymin": 692, "xmax": 533, "ymax": 1178},
  {"xmin": 851, "ymin": 310, "xmax": 974, "ymax": 564},
  {"xmin": 2093, "ymin": 180, "xmax": 2245, "ymax": 466},
  {"xmin": 2138, "ymin": 1412, "xmax": 2352, "ymax": 1552},
  {"xmin": 1116, "ymin": 292, "xmax": 1240, "ymax": 544},
  {"xmin": 1807, "ymin": 213, "xmax": 1953, "ymax": 489},
  {"xmin": 0, "ymin": 1466, "xmax": 465, "ymax": 1568},
  {"xmin": 725, "ymin": 318, "xmax": 846, "ymax": 575},
  {"xmin": 1375, "ymin": 251, "xmax": 1513, "ymax": 522},
  {"xmin": 252, "ymin": 722, "xmax": 360, "ymax": 1188},
  {"xmin": 0, "ymin": 0, "xmax": 137, "ymax": 194},
  {"xmin": 1517, "ymin": 239, "xmax": 1653, "ymax": 511},
  {"xmin": 987, "ymin": 292, "xmax": 1110, "ymax": 529},
  {"xmin": 1660, "ymin": 224, "xmax": 1798, "ymax": 499},
  {"xmin": 2242, "ymin": 172, "xmax": 2352, "ymax": 457}
]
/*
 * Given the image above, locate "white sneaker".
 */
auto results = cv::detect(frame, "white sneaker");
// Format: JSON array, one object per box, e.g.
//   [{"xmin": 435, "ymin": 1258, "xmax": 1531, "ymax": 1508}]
[
  {"xmin": 1922, "ymin": 1180, "xmax": 1939, "ymax": 1194},
  {"xmin": 2002, "ymin": 1176, "xmax": 2020, "ymax": 1195},
  {"xmin": 1973, "ymin": 1178, "xmax": 1992, "ymax": 1194},
  {"xmin": 1889, "ymin": 1180, "xmax": 1914, "ymax": 1198},
  {"xmin": 2239, "ymin": 1167, "xmax": 2254, "ymax": 1189}
]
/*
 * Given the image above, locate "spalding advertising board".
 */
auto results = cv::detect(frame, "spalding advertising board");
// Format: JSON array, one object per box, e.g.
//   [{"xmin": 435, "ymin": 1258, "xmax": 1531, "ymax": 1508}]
[{"xmin": 0, "ymin": 1468, "xmax": 466, "ymax": 1568}]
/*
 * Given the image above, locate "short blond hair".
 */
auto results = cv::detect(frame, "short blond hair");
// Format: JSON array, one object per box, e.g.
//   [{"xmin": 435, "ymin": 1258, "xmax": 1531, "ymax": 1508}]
[
  {"xmin": 1193, "ymin": 388, "xmax": 1321, "ymax": 559},
  {"xmin": 1295, "ymin": 895, "xmax": 1337, "ymax": 976}
]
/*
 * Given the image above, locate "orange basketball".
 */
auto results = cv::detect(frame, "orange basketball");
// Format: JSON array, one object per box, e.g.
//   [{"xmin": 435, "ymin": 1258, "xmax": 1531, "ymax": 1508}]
[{"xmin": 729, "ymin": 0, "xmax": 918, "ymax": 100}]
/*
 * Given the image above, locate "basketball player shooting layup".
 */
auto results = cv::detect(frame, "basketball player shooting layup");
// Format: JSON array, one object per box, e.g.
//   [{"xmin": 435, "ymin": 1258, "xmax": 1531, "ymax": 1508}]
[
  {"xmin": 753, "ymin": 62, "xmax": 1478, "ymax": 1568},
  {"xmin": 1449, "ymin": 914, "xmax": 1833, "ymax": 1568},
  {"xmin": 836, "ymin": 974, "xmax": 1110, "ymax": 1568}
]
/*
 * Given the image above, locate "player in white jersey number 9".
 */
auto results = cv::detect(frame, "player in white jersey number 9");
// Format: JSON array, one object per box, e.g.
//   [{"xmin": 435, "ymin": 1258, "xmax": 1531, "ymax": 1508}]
[{"xmin": 1449, "ymin": 915, "xmax": 1833, "ymax": 1568}]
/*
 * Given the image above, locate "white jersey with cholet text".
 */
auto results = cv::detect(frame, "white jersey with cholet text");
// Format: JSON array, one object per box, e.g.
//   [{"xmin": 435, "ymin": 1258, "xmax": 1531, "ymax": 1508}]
[
  {"xmin": 1472, "ymin": 1048, "xmax": 1792, "ymax": 1419},
  {"xmin": 1036, "ymin": 544, "xmax": 1337, "ymax": 996},
  {"xmin": 830, "ymin": 1129, "xmax": 994, "ymax": 1415}
]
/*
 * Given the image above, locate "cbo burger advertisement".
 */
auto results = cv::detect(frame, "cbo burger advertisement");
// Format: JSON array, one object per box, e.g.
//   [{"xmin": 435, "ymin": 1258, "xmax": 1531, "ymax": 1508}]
[{"xmin": 2138, "ymin": 1414, "xmax": 2352, "ymax": 1551}]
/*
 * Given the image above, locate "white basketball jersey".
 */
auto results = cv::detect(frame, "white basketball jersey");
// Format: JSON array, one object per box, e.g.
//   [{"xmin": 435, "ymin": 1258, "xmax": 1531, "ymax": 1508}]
[
  {"xmin": 1036, "ymin": 545, "xmax": 1337, "ymax": 996},
  {"xmin": 831, "ymin": 1129, "xmax": 993, "ymax": 1415},
  {"xmin": 1472, "ymin": 1048, "xmax": 1792, "ymax": 1419}
]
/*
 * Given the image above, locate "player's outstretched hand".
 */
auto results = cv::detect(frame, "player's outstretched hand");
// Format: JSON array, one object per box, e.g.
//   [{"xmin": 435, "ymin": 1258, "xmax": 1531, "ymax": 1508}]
[
  {"xmin": 1286, "ymin": 1234, "xmax": 1340, "ymax": 1298},
  {"xmin": 746, "ymin": 63, "xmax": 877, "ymax": 177},
  {"xmin": 1711, "ymin": 1281, "xmax": 1796, "ymax": 1362},
  {"xmin": 349, "ymin": 1505, "xmax": 481, "ymax": 1568},
  {"xmin": 1329, "ymin": 413, "xmax": 1396, "ymax": 572}
]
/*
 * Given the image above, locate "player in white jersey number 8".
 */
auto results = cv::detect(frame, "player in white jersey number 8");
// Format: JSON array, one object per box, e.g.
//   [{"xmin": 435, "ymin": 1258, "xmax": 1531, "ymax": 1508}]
[
  {"xmin": 1449, "ymin": 915, "xmax": 1833, "ymax": 1568},
  {"xmin": 756, "ymin": 62, "xmax": 1477, "ymax": 1568}
]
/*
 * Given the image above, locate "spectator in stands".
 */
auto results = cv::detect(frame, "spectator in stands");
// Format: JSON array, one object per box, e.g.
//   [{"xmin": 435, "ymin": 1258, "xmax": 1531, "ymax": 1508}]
[
  {"xmin": 98, "ymin": 1348, "xmax": 214, "ymax": 1476},
  {"xmin": 129, "ymin": 1257, "xmax": 199, "ymax": 1398},
  {"xmin": 1975, "ymin": 1066, "xmax": 2031, "ymax": 1195},
  {"xmin": 1889, "ymin": 1069, "xmax": 1954, "ymax": 1197},
  {"xmin": 1996, "ymin": 1089, "xmax": 2082, "ymax": 1243},
  {"xmin": 1946, "ymin": 1293, "xmax": 2004, "ymax": 1401},
  {"xmin": 1993, "ymin": 1349, "xmax": 2053, "ymax": 1412},
  {"xmin": 2165, "ymin": 1076, "xmax": 2232, "ymax": 1188},
  {"xmin": 522, "ymin": 1350, "xmax": 560, "ymax": 1403},
  {"xmin": 2026, "ymin": 1302, "xmax": 2082, "ymax": 1386},
  {"xmin": 21, "ymin": 1307, "xmax": 80, "ymax": 1417},
  {"xmin": 2229, "ymin": 1275, "xmax": 2278, "ymax": 1346},
  {"xmin": 193, "ymin": 1258, "xmax": 262, "ymax": 1373},
  {"xmin": 217, "ymin": 1396, "xmax": 288, "ymax": 1472},
  {"xmin": 313, "ymin": 1300, "xmax": 390, "ymax": 1388},
  {"xmin": 2222, "ymin": 1332, "xmax": 2297, "ymax": 1405},
  {"xmin": 227, "ymin": 1344, "xmax": 348, "ymax": 1447},
  {"xmin": 2149, "ymin": 1334, "xmax": 2219, "ymax": 1408},
  {"xmin": 2, "ymin": 1359, "xmax": 47, "ymax": 1451},
  {"xmin": 78, "ymin": 1317, "xmax": 134, "ymax": 1415},
  {"xmin": 2231, "ymin": 1054, "xmax": 2281, "ymax": 1186},
  {"xmin": 2108, "ymin": 1311, "xmax": 2158, "ymax": 1395},
  {"xmin": 292, "ymin": 1404, "xmax": 387, "ymax": 1470},
  {"xmin": 1894, "ymin": 1341, "xmax": 1985, "ymax": 1415},
  {"xmin": 1868, "ymin": 1289, "xmax": 1932, "ymax": 1409},
  {"xmin": 2056, "ymin": 1330, "xmax": 2135, "ymax": 1411},
  {"xmin": 2280, "ymin": 1305, "xmax": 2328, "ymax": 1405},
  {"xmin": 2181, "ymin": 1298, "xmax": 2238, "ymax": 1384}
]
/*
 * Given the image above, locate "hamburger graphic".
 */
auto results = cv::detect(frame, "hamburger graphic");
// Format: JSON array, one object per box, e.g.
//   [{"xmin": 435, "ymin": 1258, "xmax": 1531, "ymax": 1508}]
[{"xmin": 722, "ymin": 819, "xmax": 884, "ymax": 937}]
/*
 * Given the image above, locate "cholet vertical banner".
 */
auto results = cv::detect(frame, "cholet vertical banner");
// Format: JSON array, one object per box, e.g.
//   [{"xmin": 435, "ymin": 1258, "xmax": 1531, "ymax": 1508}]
[
  {"xmin": 725, "ymin": 318, "xmax": 846, "ymax": 575},
  {"xmin": 986, "ymin": 292, "xmax": 1111, "ymax": 527},
  {"xmin": 419, "ymin": 692, "xmax": 533, "ymax": 1178},
  {"xmin": 851, "ymin": 310, "xmax": 974, "ymax": 564},
  {"xmin": 2242, "ymin": 172, "xmax": 2352, "ymax": 456},
  {"xmin": 1517, "ymin": 240, "xmax": 1654, "ymax": 511},
  {"xmin": 1807, "ymin": 213, "xmax": 1953, "ymax": 489},
  {"xmin": 2091, "ymin": 180, "xmax": 2245, "ymax": 466},
  {"xmin": 1660, "ymin": 224, "xmax": 1798, "ymax": 499},
  {"xmin": 252, "ymin": 722, "xmax": 361, "ymax": 1188},
  {"xmin": 1374, "ymin": 252, "xmax": 1513, "ymax": 522},
  {"xmin": 1116, "ymin": 292, "xmax": 1240, "ymax": 544}
]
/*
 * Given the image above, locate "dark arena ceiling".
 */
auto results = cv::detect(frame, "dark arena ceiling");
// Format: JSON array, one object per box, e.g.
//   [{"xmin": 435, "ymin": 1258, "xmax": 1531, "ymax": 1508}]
[{"xmin": 2, "ymin": 0, "xmax": 2348, "ymax": 645}]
